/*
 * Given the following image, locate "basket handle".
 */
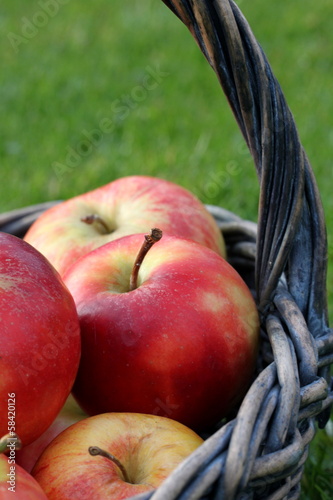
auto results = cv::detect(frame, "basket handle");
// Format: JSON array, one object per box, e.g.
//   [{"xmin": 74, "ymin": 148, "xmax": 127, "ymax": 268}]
[{"xmin": 161, "ymin": 0, "xmax": 328, "ymax": 334}]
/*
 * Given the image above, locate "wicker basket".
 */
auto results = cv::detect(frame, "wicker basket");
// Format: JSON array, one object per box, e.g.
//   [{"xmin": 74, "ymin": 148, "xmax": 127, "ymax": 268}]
[{"xmin": 1, "ymin": 0, "xmax": 332, "ymax": 498}]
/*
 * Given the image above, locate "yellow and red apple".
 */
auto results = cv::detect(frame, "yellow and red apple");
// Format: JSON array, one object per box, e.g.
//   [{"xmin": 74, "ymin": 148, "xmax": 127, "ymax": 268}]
[
  {"xmin": 32, "ymin": 412, "xmax": 204, "ymax": 500},
  {"xmin": 63, "ymin": 231, "xmax": 259, "ymax": 431},
  {"xmin": 24, "ymin": 175, "xmax": 226, "ymax": 276}
]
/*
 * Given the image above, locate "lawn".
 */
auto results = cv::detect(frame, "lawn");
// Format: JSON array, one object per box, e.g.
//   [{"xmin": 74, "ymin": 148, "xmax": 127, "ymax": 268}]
[{"xmin": 1, "ymin": 0, "xmax": 332, "ymax": 497}]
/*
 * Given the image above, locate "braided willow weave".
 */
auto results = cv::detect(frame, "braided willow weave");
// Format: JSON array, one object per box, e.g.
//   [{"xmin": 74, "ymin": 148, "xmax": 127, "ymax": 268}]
[{"xmin": 1, "ymin": 1, "xmax": 332, "ymax": 498}]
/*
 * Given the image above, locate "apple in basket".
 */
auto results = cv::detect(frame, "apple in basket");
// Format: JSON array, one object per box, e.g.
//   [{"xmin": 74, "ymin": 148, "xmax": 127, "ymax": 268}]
[
  {"xmin": 32, "ymin": 412, "xmax": 204, "ymax": 500},
  {"xmin": 63, "ymin": 229, "xmax": 260, "ymax": 432},
  {"xmin": 15, "ymin": 395, "xmax": 87, "ymax": 474},
  {"xmin": 0, "ymin": 449, "xmax": 48, "ymax": 499},
  {"xmin": 23, "ymin": 175, "xmax": 226, "ymax": 276},
  {"xmin": 0, "ymin": 233, "xmax": 81, "ymax": 446}
]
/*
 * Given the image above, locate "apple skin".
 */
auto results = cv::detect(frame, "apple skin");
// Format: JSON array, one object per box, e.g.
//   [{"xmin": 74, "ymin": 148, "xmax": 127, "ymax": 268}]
[
  {"xmin": 63, "ymin": 233, "xmax": 259, "ymax": 431},
  {"xmin": 15, "ymin": 394, "xmax": 87, "ymax": 473},
  {"xmin": 0, "ymin": 233, "xmax": 81, "ymax": 446},
  {"xmin": 0, "ymin": 453, "xmax": 48, "ymax": 499},
  {"xmin": 23, "ymin": 175, "xmax": 226, "ymax": 276},
  {"xmin": 32, "ymin": 412, "xmax": 204, "ymax": 500}
]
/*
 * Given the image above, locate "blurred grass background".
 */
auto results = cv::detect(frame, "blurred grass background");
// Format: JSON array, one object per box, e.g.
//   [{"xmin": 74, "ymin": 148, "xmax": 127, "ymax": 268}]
[{"xmin": 1, "ymin": 0, "xmax": 332, "ymax": 497}]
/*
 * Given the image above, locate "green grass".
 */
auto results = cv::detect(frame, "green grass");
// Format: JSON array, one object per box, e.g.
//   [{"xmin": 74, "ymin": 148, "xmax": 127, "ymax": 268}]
[
  {"xmin": 1, "ymin": 0, "xmax": 332, "ymax": 497},
  {"xmin": 302, "ymin": 420, "xmax": 333, "ymax": 499}
]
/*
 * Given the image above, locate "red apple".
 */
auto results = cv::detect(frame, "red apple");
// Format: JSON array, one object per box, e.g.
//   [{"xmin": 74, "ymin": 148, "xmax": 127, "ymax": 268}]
[
  {"xmin": 23, "ymin": 175, "xmax": 226, "ymax": 276},
  {"xmin": 0, "ymin": 233, "xmax": 81, "ymax": 446},
  {"xmin": 0, "ymin": 452, "xmax": 47, "ymax": 499},
  {"xmin": 15, "ymin": 394, "xmax": 87, "ymax": 473},
  {"xmin": 32, "ymin": 412, "xmax": 204, "ymax": 500},
  {"xmin": 63, "ymin": 231, "xmax": 259, "ymax": 431}
]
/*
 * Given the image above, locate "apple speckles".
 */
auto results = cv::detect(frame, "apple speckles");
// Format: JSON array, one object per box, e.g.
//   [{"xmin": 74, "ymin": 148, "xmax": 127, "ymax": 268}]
[
  {"xmin": 201, "ymin": 291, "xmax": 229, "ymax": 313},
  {"xmin": 0, "ymin": 274, "xmax": 25, "ymax": 292}
]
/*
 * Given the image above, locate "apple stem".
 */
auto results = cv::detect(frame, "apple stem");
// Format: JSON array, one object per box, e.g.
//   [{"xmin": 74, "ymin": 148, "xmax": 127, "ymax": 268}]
[
  {"xmin": 88, "ymin": 446, "xmax": 131, "ymax": 483},
  {"xmin": 129, "ymin": 228, "xmax": 163, "ymax": 292},
  {"xmin": 81, "ymin": 214, "xmax": 110, "ymax": 234},
  {"xmin": 0, "ymin": 433, "xmax": 22, "ymax": 454}
]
